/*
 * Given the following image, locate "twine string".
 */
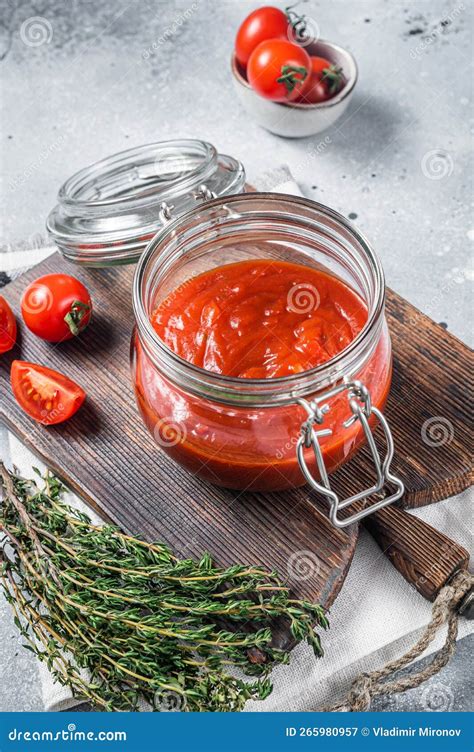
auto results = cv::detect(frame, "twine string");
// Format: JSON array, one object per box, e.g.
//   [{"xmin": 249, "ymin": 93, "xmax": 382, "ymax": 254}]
[{"xmin": 325, "ymin": 569, "xmax": 473, "ymax": 712}]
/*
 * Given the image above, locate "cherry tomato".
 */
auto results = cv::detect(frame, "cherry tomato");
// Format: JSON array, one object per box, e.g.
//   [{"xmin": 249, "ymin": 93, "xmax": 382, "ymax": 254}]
[
  {"xmin": 298, "ymin": 57, "xmax": 344, "ymax": 104},
  {"xmin": 11, "ymin": 360, "xmax": 86, "ymax": 425},
  {"xmin": 247, "ymin": 39, "xmax": 310, "ymax": 102},
  {"xmin": 235, "ymin": 6, "xmax": 289, "ymax": 69},
  {"xmin": 0, "ymin": 295, "xmax": 17, "ymax": 354},
  {"xmin": 299, "ymin": 76, "xmax": 329, "ymax": 104},
  {"xmin": 307, "ymin": 56, "xmax": 333, "ymax": 79},
  {"xmin": 21, "ymin": 274, "xmax": 92, "ymax": 343}
]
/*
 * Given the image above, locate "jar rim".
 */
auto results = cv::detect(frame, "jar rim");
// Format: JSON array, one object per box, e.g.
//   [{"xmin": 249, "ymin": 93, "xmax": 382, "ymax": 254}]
[
  {"xmin": 45, "ymin": 139, "xmax": 246, "ymax": 266},
  {"xmin": 133, "ymin": 193, "xmax": 386, "ymax": 405},
  {"xmin": 56, "ymin": 140, "xmax": 218, "ymax": 213}
]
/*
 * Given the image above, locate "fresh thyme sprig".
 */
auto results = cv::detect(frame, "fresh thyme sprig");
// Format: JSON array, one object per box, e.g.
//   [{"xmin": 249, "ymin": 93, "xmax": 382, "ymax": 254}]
[{"xmin": 0, "ymin": 462, "xmax": 328, "ymax": 712}]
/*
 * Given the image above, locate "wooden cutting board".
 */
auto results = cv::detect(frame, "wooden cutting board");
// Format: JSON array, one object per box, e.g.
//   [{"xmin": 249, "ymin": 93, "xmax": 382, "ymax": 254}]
[{"xmin": 0, "ymin": 253, "xmax": 471, "ymax": 649}]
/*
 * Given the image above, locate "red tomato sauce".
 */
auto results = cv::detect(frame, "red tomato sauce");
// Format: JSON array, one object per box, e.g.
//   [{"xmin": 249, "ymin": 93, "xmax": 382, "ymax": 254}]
[
  {"xmin": 134, "ymin": 260, "xmax": 391, "ymax": 491},
  {"xmin": 151, "ymin": 260, "xmax": 368, "ymax": 378}
]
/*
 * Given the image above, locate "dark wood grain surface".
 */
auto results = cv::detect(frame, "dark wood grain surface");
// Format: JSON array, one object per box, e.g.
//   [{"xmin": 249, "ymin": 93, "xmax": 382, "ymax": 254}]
[
  {"xmin": 363, "ymin": 504, "xmax": 470, "ymax": 601},
  {"xmin": 331, "ymin": 294, "xmax": 473, "ymax": 511},
  {"xmin": 0, "ymin": 255, "xmax": 358, "ymax": 645},
  {"xmin": 0, "ymin": 254, "xmax": 472, "ymax": 645}
]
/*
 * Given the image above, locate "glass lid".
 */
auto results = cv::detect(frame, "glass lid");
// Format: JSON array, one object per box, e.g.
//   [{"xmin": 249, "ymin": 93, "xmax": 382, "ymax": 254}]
[{"xmin": 46, "ymin": 139, "xmax": 246, "ymax": 266}]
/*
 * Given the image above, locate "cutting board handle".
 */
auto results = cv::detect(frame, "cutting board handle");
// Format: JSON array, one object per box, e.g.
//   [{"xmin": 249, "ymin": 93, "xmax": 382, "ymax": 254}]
[{"xmin": 364, "ymin": 505, "xmax": 470, "ymax": 601}]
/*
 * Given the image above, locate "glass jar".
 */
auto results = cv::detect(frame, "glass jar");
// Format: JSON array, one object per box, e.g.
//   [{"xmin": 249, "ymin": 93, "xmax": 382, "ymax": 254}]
[
  {"xmin": 131, "ymin": 193, "xmax": 404, "ymax": 527},
  {"xmin": 46, "ymin": 140, "xmax": 246, "ymax": 266},
  {"xmin": 46, "ymin": 140, "xmax": 403, "ymax": 527}
]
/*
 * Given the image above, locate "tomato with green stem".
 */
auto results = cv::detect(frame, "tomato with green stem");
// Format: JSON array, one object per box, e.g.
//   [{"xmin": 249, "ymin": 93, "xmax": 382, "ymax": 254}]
[
  {"xmin": 298, "ymin": 56, "xmax": 344, "ymax": 104},
  {"xmin": 247, "ymin": 39, "xmax": 310, "ymax": 102},
  {"xmin": 11, "ymin": 361, "xmax": 86, "ymax": 425},
  {"xmin": 21, "ymin": 274, "xmax": 92, "ymax": 343},
  {"xmin": 235, "ymin": 6, "xmax": 289, "ymax": 68},
  {"xmin": 0, "ymin": 295, "xmax": 17, "ymax": 354}
]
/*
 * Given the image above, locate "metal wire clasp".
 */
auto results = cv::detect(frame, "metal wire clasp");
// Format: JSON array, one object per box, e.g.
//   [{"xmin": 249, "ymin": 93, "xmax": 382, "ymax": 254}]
[
  {"xmin": 296, "ymin": 380, "xmax": 404, "ymax": 528},
  {"xmin": 158, "ymin": 185, "xmax": 217, "ymax": 226}
]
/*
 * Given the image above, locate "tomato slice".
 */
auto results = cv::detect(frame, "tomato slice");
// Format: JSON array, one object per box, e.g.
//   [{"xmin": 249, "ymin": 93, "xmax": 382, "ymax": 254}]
[
  {"xmin": 11, "ymin": 361, "xmax": 86, "ymax": 425},
  {"xmin": 0, "ymin": 295, "xmax": 17, "ymax": 354}
]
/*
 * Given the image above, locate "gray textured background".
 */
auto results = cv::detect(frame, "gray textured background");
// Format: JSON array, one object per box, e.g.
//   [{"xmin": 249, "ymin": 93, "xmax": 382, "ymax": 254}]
[
  {"xmin": 1, "ymin": 0, "xmax": 473, "ymax": 343},
  {"xmin": 0, "ymin": 0, "xmax": 472, "ymax": 712}
]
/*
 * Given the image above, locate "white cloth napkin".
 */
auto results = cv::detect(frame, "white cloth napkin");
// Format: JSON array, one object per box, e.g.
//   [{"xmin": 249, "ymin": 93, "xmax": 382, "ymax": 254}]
[{"xmin": 1, "ymin": 167, "xmax": 472, "ymax": 713}]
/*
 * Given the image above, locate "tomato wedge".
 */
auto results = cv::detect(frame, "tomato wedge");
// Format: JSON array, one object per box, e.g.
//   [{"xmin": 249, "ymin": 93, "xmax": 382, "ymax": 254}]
[
  {"xmin": 11, "ymin": 361, "xmax": 86, "ymax": 425},
  {"xmin": 0, "ymin": 295, "xmax": 17, "ymax": 354}
]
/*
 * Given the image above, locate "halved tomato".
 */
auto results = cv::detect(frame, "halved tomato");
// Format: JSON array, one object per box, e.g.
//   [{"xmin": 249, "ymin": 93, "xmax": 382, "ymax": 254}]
[
  {"xmin": 11, "ymin": 361, "xmax": 86, "ymax": 425},
  {"xmin": 0, "ymin": 295, "xmax": 17, "ymax": 354}
]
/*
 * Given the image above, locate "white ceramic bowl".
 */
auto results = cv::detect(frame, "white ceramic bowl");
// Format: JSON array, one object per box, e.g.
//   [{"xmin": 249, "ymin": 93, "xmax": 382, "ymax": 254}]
[{"xmin": 231, "ymin": 39, "xmax": 358, "ymax": 138}]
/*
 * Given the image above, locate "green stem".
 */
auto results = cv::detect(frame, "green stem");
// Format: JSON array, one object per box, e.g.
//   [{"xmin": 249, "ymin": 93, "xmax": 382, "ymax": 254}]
[
  {"xmin": 64, "ymin": 300, "xmax": 91, "ymax": 337},
  {"xmin": 277, "ymin": 65, "xmax": 308, "ymax": 94}
]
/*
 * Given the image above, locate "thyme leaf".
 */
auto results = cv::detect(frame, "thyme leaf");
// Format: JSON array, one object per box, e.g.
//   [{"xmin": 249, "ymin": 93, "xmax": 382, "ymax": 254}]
[{"xmin": 0, "ymin": 462, "xmax": 328, "ymax": 712}]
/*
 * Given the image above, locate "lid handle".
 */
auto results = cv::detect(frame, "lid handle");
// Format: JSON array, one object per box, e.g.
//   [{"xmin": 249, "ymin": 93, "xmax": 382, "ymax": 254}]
[
  {"xmin": 158, "ymin": 185, "xmax": 217, "ymax": 226},
  {"xmin": 296, "ymin": 380, "xmax": 404, "ymax": 528}
]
